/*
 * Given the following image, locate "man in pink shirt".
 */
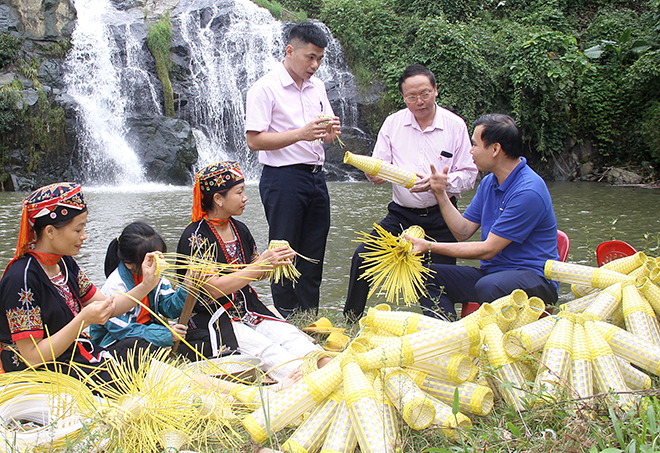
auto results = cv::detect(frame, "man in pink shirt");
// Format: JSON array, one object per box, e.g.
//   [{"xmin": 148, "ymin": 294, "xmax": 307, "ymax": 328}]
[
  {"xmin": 343, "ymin": 64, "xmax": 478, "ymax": 321},
  {"xmin": 246, "ymin": 22, "xmax": 341, "ymax": 317}
]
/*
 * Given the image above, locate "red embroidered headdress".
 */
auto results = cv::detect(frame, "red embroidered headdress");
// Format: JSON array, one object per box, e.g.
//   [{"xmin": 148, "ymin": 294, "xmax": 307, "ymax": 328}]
[
  {"xmin": 14, "ymin": 182, "xmax": 87, "ymax": 260},
  {"xmin": 192, "ymin": 161, "xmax": 244, "ymax": 222}
]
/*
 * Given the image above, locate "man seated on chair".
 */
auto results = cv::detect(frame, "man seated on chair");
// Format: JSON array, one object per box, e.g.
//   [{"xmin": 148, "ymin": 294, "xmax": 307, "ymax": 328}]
[{"xmin": 406, "ymin": 113, "xmax": 559, "ymax": 320}]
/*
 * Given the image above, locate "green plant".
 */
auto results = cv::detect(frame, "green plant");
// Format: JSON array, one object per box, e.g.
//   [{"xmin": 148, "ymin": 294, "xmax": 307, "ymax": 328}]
[
  {"xmin": 584, "ymin": 29, "xmax": 652, "ymax": 65},
  {"xmin": 250, "ymin": 0, "xmax": 307, "ymax": 21},
  {"xmin": 42, "ymin": 39, "xmax": 73, "ymax": 59},
  {"xmin": 19, "ymin": 57, "xmax": 42, "ymax": 88},
  {"xmin": 0, "ymin": 33, "xmax": 20, "ymax": 69},
  {"xmin": 146, "ymin": 13, "xmax": 175, "ymax": 118}
]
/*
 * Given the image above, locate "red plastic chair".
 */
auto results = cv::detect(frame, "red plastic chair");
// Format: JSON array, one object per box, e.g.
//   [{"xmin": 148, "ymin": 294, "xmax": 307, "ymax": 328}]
[
  {"xmin": 557, "ymin": 229, "xmax": 570, "ymax": 263},
  {"xmin": 461, "ymin": 229, "xmax": 570, "ymax": 318},
  {"xmin": 596, "ymin": 240, "xmax": 637, "ymax": 266}
]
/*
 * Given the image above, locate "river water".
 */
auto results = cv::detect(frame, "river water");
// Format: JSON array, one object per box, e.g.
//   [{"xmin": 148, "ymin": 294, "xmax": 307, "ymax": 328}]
[{"xmin": 0, "ymin": 181, "xmax": 658, "ymax": 311}]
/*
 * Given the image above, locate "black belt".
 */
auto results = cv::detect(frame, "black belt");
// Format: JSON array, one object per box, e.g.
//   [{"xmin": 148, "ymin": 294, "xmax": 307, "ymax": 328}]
[
  {"xmin": 400, "ymin": 204, "xmax": 440, "ymax": 216},
  {"xmin": 290, "ymin": 163, "xmax": 323, "ymax": 173}
]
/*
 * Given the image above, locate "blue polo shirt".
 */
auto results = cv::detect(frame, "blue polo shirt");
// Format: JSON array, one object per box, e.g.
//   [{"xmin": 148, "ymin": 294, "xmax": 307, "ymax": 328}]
[{"xmin": 463, "ymin": 158, "xmax": 559, "ymax": 285}]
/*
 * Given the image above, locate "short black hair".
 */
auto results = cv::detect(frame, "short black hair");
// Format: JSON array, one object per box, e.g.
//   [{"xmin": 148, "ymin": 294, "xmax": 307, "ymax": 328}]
[
  {"xmin": 398, "ymin": 64, "xmax": 436, "ymax": 93},
  {"xmin": 287, "ymin": 22, "xmax": 328, "ymax": 49},
  {"xmin": 473, "ymin": 114, "xmax": 523, "ymax": 159}
]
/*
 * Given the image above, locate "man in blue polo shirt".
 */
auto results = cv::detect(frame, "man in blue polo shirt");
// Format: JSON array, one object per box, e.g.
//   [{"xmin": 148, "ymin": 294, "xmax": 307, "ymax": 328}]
[{"xmin": 407, "ymin": 113, "xmax": 559, "ymax": 320}]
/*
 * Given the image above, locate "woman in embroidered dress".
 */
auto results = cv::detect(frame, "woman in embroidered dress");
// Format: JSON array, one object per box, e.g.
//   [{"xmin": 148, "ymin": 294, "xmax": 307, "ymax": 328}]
[
  {"xmin": 0, "ymin": 183, "xmax": 159, "ymax": 378},
  {"xmin": 176, "ymin": 161, "xmax": 326, "ymax": 381},
  {"xmin": 90, "ymin": 221, "xmax": 188, "ymax": 349}
]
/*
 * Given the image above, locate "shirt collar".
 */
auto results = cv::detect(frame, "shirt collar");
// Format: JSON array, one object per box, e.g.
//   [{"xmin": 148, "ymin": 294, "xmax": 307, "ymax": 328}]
[
  {"xmin": 277, "ymin": 61, "xmax": 314, "ymax": 90},
  {"xmin": 403, "ymin": 104, "xmax": 443, "ymax": 132},
  {"xmin": 495, "ymin": 157, "xmax": 527, "ymax": 193}
]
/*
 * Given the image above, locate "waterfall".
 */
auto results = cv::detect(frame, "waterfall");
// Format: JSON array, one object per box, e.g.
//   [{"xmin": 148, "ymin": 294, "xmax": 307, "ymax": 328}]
[{"xmin": 64, "ymin": 0, "xmax": 359, "ymax": 183}]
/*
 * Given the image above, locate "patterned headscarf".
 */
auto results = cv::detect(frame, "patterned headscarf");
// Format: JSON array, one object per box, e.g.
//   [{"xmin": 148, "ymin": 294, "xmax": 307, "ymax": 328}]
[
  {"xmin": 14, "ymin": 182, "xmax": 87, "ymax": 259},
  {"xmin": 192, "ymin": 161, "xmax": 244, "ymax": 222}
]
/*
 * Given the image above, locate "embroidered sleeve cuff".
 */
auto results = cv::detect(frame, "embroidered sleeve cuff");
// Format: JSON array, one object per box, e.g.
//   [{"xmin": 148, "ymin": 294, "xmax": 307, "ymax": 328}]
[{"xmin": 12, "ymin": 330, "xmax": 44, "ymax": 342}]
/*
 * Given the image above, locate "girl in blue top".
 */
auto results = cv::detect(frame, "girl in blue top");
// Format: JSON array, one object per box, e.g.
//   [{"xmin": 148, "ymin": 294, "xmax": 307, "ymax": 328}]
[{"xmin": 90, "ymin": 222, "xmax": 188, "ymax": 348}]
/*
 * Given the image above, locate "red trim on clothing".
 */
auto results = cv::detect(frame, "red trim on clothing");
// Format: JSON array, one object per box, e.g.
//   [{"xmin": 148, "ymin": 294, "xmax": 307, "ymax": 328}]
[
  {"xmin": 11, "ymin": 330, "xmax": 44, "ymax": 342},
  {"xmin": 133, "ymin": 273, "xmax": 151, "ymax": 324},
  {"xmin": 79, "ymin": 285, "xmax": 97, "ymax": 305}
]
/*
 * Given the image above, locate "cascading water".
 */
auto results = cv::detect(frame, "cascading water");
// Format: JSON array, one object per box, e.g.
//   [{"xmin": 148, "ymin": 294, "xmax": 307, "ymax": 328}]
[
  {"xmin": 64, "ymin": 0, "xmax": 359, "ymax": 184},
  {"xmin": 172, "ymin": 0, "xmax": 359, "ymax": 179},
  {"xmin": 64, "ymin": 0, "xmax": 156, "ymax": 185}
]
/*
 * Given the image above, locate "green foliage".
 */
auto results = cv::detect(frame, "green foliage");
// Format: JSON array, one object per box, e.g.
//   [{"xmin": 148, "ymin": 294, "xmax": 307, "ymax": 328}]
[
  {"xmin": 508, "ymin": 30, "xmax": 595, "ymax": 157},
  {"xmin": 0, "ymin": 87, "xmax": 68, "ymax": 184},
  {"xmin": 0, "ymin": 89, "xmax": 21, "ymax": 135},
  {"xmin": 315, "ymin": 0, "xmax": 660, "ymax": 175},
  {"xmin": 42, "ymin": 39, "xmax": 73, "ymax": 59},
  {"xmin": 146, "ymin": 13, "xmax": 175, "ymax": 118},
  {"xmin": 0, "ymin": 33, "xmax": 21, "ymax": 69},
  {"xmin": 641, "ymin": 101, "xmax": 660, "ymax": 162},
  {"xmin": 250, "ymin": 0, "xmax": 307, "ymax": 21},
  {"xmin": 20, "ymin": 57, "xmax": 42, "ymax": 88}
]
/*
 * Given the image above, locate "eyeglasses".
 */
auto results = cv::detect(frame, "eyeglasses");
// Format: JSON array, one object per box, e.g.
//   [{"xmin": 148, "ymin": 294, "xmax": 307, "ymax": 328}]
[{"xmin": 403, "ymin": 91, "xmax": 435, "ymax": 103}]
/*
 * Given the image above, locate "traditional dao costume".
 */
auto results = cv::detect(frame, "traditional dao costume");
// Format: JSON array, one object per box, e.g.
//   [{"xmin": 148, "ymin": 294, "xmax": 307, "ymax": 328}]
[
  {"xmin": 176, "ymin": 162, "xmax": 320, "ymax": 380},
  {"xmin": 0, "ymin": 183, "xmax": 148, "ymax": 378}
]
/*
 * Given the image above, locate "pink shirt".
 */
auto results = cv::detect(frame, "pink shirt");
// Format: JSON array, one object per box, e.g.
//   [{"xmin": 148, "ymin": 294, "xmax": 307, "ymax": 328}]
[
  {"xmin": 372, "ymin": 105, "xmax": 477, "ymax": 208},
  {"xmin": 246, "ymin": 62, "xmax": 334, "ymax": 167}
]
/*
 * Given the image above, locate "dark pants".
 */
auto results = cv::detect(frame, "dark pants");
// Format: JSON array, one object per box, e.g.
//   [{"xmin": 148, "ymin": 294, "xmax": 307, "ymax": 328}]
[
  {"xmin": 260, "ymin": 165, "xmax": 330, "ymax": 317},
  {"xmin": 343, "ymin": 200, "xmax": 457, "ymax": 322},
  {"xmin": 419, "ymin": 264, "xmax": 559, "ymax": 320}
]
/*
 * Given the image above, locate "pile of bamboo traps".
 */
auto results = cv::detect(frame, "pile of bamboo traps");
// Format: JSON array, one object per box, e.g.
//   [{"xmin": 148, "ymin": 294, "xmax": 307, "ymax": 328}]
[
  {"xmin": 5, "ymin": 253, "xmax": 660, "ymax": 452},
  {"xmin": 237, "ymin": 252, "xmax": 660, "ymax": 452},
  {"xmin": 356, "ymin": 224, "xmax": 433, "ymax": 306}
]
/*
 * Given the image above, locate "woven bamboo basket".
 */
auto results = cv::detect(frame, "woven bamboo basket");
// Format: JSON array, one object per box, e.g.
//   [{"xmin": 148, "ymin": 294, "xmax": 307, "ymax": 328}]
[
  {"xmin": 595, "ymin": 321, "xmax": 660, "ymax": 376},
  {"xmin": 585, "ymin": 320, "xmax": 636, "ymax": 409},
  {"xmin": 570, "ymin": 321, "xmax": 593, "ymax": 400},
  {"xmin": 637, "ymin": 276, "xmax": 660, "ymax": 317},
  {"xmin": 344, "ymin": 151, "xmax": 417, "ymax": 189},
  {"xmin": 503, "ymin": 316, "xmax": 557, "ymax": 359},
  {"xmin": 383, "ymin": 368, "xmax": 435, "ymax": 430},
  {"xmin": 411, "ymin": 371, "xmax": 494, "ymax": 416},
  {"xmin": 544, "ymin": 260, "xmax": 631, "ymax": 288},
  {"xmin": 407, "ymin": 353, "xmax": 474, "ymax": 384},
  {"xmin": 281, "ymin": 392, "xmax": 341, "ymax": 453},
  {"xmin": 582, "ymin": 282, "xmax": 623, "ymax": 321},
  {"xmin": 342, "ymin": 356, "xmax": 396, "ymax": 453},
  {"xmin": 615, "ymin": 357, "xmax": 651, "ymax": 390},
  {"xmin": 622, "ymin": 282, "xmax": 660, "ymax": 346},
  {"xmin": 508, "ymin": 297, "xmax": 545, "ymax": 331},
  {"xmin": 427, "ymin": 395, "xmax": 472, "ymax": 441},
  {"xmin": 533, "ymin": 312, "xmax": 574, "ymax": 402},
  {"xmin": 319, "ymin": 399, "xmax": 359, "ymax": 453}
]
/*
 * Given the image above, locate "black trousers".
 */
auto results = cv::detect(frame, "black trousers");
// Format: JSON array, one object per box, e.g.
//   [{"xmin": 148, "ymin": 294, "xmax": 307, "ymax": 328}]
[
  {"xmin": 343, "ymin": 200, "xmax": 457, "ymax": 321},
  {"xmin": 418, "ymin": 264, "xmax": 558, "ymax": 320},
  {"xmin": 259, "ymin": 165, "xmax": 330, "ymax": 317}
]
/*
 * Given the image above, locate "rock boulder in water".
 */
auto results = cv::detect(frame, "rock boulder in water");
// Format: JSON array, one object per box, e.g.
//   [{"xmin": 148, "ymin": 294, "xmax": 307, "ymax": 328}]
[{"xmin": 125, "ymin": 115, "xmax": 198, "ymax": 185}]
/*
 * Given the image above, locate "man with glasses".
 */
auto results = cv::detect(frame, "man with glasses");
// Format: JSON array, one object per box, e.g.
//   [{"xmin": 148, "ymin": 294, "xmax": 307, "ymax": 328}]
[{"xmin": 343, "ymin": 64, "xmax": 477, "ymax": 321}]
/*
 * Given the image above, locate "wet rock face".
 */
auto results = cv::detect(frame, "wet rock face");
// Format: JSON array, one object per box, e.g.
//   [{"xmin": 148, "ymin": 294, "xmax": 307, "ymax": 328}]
[
  {"xmin": 3, "ymin": 0, "xmax": 76, "ymax": 40},
  {"xmin": 125, "ymin": 114, "xmax": 198, "ymax": 185}
]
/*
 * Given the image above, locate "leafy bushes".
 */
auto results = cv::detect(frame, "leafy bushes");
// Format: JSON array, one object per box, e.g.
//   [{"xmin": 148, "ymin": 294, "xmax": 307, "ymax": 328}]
[{"xmin": 314, "ymin": 0, "xmax": 660, "ymax": 176}]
